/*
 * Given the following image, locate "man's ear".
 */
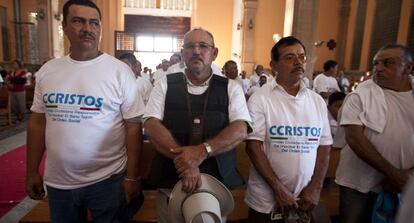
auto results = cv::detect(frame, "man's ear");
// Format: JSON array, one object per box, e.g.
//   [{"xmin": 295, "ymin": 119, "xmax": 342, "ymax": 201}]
[
  {"xmin": 212, "ymin": 47, "xmax": 219, "ymax": 61},
  {"xmin": 404, "ymin": 61, "xmax": 413, "ymax": 75}
]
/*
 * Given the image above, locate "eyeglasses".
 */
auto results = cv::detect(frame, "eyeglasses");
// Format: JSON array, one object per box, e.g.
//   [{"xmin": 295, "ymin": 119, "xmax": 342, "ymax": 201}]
[
  {"xmin": 372, "ymin": 58, "xmax": 401, "ymax": 68},
  {"xmin": 280, "ymin": 54, "xmax": 307, "ymax": 64},
  {"xmin": 182, "ymin": 42, "xmax": 215, "ymax": 51}
]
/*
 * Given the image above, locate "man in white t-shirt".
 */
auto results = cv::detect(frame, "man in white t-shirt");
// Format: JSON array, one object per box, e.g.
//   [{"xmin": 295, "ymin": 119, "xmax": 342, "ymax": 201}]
[
  {"xmin": 143, "ymin": 28, "xmax": 252, "ymax": 223},
  {"xmin": 313, "ymin": 60, "xmax": 341, "ymax": 102},
  {"xmin": 245, "ymin": 36, "xmax": 332, "ymax": 222},
  {"xmin": 25, "ymin": 1, "xmax": 145, "ymax": 222},
  {"xmin": 335, "ymin": 44, "xmax": 414, "ymax": 223},
  {"xmin": 119, "ymin": 52, "xmax": 153, "ymax": 105},
  {"xmin": 250, "ymin": 64, "xmax": 265, "ymax": 88}
]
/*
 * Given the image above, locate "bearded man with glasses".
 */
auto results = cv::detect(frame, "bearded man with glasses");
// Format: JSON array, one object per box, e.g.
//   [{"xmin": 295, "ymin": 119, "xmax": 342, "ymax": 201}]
[
  {"xmin": 143, "ymin": 28, "xmax": 252, "ymax": 223},
  {"xmin": 244, "ymin": 36, "xmax": 332, "ymax": 223},
  {"xmin": 335, "ymin": 44, "xmax": 414, "ymax": 223}
]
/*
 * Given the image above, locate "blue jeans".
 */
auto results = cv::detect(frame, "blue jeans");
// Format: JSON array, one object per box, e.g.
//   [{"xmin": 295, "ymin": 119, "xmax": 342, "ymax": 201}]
[
  {"xmin": 46, "ymin": 174, "xmax": 144, "ymax": 223},
  {"xmin": 339, "ymin": 185, "xmax": 378, "ymax": 223}
]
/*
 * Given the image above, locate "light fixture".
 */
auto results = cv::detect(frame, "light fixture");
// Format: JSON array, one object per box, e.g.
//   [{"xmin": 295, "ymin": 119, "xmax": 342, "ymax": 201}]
[
  {"xmin": 248, "ymin": 19, "xmax": 254, "ymax": 29},
  {"xmin": 36, "ymin": 8, "xmax": 45, "ymax": 20},
  {"xmin": 237, "ymin": 23, "xmax": 242, "ymax": 30},
  {"xmin": 314, "ymin": 40, "xmax": 325, "ymax": 48},
  {"xmin": 54, "ymin": 13, "xmax": 61, "ymax": 21}
]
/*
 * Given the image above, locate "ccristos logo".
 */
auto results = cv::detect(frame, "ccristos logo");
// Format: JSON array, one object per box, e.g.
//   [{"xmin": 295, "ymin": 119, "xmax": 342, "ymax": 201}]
[
  {"xmin": 269, "ymin": 125, "xmax": 321, "ymax": 137},
  {"xmin": 43, "ymin": 92, "xmax": 103, "ymax": 109}
]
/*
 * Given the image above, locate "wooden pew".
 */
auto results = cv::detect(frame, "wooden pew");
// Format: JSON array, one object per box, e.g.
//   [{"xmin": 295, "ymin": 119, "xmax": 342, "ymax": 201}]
[{"xmin": 0, "ymin": 87, "xmax": 12, "ymax": 125}]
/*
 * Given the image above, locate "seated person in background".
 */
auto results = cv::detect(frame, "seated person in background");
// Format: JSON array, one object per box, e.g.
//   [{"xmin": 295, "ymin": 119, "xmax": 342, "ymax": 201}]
[
  {"xmin": 313, "ymin": 60, "xmax": 341, "ymax": 103},
  {"xmin": 327, "ymin": 91, "xmax": 346, "ymax": 137},
  {"xmin": 246, "ymin": 75, "xmax": 267, "ymax": 100}
]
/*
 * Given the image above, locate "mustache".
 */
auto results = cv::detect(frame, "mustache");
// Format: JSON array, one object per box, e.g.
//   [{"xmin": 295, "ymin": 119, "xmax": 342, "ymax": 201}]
[
  {"xmin": 292, "ymin": 67, "xmax": 304, "ymax": 73},
  {"xmin": 189, "ymin": 57, "xmax": 203, "ymax": 62},
  {"xmin": 80, "ymin": 32, "xmax": 95, "ymax": 39}
]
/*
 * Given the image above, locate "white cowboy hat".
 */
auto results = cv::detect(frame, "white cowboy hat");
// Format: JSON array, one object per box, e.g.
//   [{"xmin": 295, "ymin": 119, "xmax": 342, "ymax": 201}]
[{"xmin": 168, "ymin": 174, "xmax": 235, "ymax": 223}]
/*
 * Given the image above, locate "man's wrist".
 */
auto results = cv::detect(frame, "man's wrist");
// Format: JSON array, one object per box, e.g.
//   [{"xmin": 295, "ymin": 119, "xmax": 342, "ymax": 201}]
[{"xmin": 202, "ymin": 142, "xmax": 213, "ymax": 158}]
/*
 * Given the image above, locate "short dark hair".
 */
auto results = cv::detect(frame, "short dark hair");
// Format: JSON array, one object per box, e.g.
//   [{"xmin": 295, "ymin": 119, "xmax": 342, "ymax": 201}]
[
  {"xmin": 119, "ymin": 52, "xmax": 137, "ymax": 65},
  {"xmin": 223, "ymin": 60, "xmax": 237, "ymax": 70},
  {"xmin": 378, "ymin": 43, "xmax": 413, "ymax": 63},
  {"xmin": 271, "ymin": 36, "xmax": 306, "ymax": 61},
  {"xmin": 63, "ymin": 0, "xmax": 102, "ymax": 24},
  {"xmin": 328, "ymin": 92, "xmax": 346, "ymax": 106},
  {"xmin": 323, "ymin": 60, "xmax": 338, "ymax": 72},
  {"xmin": 12, "ymin": 59, "xmax": 24, "ymax": 68}
]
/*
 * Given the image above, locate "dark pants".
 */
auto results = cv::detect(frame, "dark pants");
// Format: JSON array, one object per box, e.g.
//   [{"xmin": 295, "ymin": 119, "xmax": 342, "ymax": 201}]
[
  {"xmin": 339, "ymin": 185, "xmax": 378, "ymax": 223},
  {"xmin": 46, "ymin": 174, "xmax": 144, "ymax": 223},
  {"xmin": 247, "ymin": 208, "xmax": 286, "ymax": 223}
]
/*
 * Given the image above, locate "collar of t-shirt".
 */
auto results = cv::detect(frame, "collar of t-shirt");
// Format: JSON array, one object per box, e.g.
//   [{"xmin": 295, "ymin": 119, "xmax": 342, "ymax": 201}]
[
  {"xmin": 271, "ymin": 78, "xmax": 307, "ymax": 98},
  {"xmin": 183, "ymin": 72, "xmax": 214, "ymax": 95}
]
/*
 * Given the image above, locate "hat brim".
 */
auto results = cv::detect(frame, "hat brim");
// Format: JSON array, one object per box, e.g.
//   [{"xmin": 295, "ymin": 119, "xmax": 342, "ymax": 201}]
[{"xmin": 168, "ymin": 174, "xmax": 234, "ymax": 223}]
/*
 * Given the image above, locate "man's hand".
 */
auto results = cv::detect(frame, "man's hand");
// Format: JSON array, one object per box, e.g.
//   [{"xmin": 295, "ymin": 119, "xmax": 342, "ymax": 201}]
[
  {"xmin": 272, "ymin": 185, "xmax": 298, "ymax": 212},
  {"xmin": 179, "ymin": 167, "xmax": 202, "ymax": 193},
  {"xmin": 297, "ymin": 184, "xmax": 321, "ymax": 212},
  {"xmin": 122, "ymin": 178, "xmax": 142, "ymax": 204},
  {"xmin": 171, "ymin": 145, "xmax": 206, "ymax": 175},
  {"xmin": 26, "ymin": 172, "xmax": 45, "ymax": 200},
  {"xmin": 385, "ymin": 168, "xmax": 414, "ymax": 192}
]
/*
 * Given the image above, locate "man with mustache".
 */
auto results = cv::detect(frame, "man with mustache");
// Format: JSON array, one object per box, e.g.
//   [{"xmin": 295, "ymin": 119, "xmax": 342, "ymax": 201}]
[
  {"xmin": 245, "ymin": 36, "xmax": 332, "ymax": 222},
  {"xmin": 25, "ymin": 0, "xmax": 145, "ymax": 222},
  {"xmin": 143, "ymin": 28, "xmax": 252, "ymax": 222},
  {"xmin": 335, "ymin": 44, "xmax": 414, "ymax": 223}
]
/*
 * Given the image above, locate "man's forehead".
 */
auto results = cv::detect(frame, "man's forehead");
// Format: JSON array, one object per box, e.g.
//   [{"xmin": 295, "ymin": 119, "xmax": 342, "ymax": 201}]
[
  {"xmin": 374, "ymin": 48, "xmax": 403, "ymax": 60},
  {"xmin": 184, "ymin": 30, "xmax": 214, "ymax": 44},
  {"xmin": 279, "ymin": 44, "xmax": 305, "ymax": 54},
  {"xmin": 68, "ymin": 4, "xmax": 100, "ymax": 19}
]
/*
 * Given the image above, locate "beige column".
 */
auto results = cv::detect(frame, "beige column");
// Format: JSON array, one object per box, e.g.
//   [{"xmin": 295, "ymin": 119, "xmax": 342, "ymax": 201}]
[
  {"xmin": 397, "ymin": 0, "xmax": 412, "ymax": 45},
  {"xmin": 291, "ymin": 0, "xmax": 319, "ymax": 83},
  {"xmin": 37, "ymin": 0, "xmax": 53, "ymax": 62},
  {"xmin": 95, "ymin": 0, "xmax": 124, "ymax": 56},
  {"xmin": 336, "ymin": 0, "xmax": 351, "ymax": 70},
  {"xmin": 241, "ymin": 0, "xmax": 257, "ymax": 75}
]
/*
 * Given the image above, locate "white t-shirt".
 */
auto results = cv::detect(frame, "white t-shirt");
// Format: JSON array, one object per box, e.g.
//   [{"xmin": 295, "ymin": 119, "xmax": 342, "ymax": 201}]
[
  {"xmin": 250, "ymin": 73, "xmax": 260, "ymax": 88},
  {"xmin": 154, "ymin": 63, "xmax": 225, "ymax": 85},
  {"xmin": 143, "ymin": 73, "xmax": 251, "ymax": 125},
  {"xmin": 136, "ymin": 75, "xmax": 153, "ymax": 105},
  {"xmin": 313, "ymin": 73, "xmax": 340, "ymax": 95},
  {"xmin": 245, "ymin": 80, "xmax": 332, "ymax": 213},
  {"xmin": 31, "ymin": 53, "xmax": 145, "ymax": 189},
  {"xmin": 335, "ymin": 90, "xmax": 414, "ymax": 193}
]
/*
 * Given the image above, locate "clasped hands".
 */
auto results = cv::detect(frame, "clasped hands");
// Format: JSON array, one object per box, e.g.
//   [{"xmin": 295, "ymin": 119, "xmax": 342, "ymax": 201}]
[{"xmin": 171, "ymin": 144, "xmax": 207, "ymax": 193}]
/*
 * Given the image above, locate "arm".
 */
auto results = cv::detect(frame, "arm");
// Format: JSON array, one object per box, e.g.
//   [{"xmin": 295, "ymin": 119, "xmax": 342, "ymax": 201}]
[
  {"xmin": 344, "ymin": 124, "xmax": 411, "ymax": 191},
  {"xmin": 122, "ymin": 120, "xmax": 143, "ymax": 203},
  {"xmin": 298, "ymin": 145, "xmax": 331, "ymax": 211},
  {"xmin": 246, "ymin": 140, "xmax": 298, "ymax": 211},
  {"xmin": 172, "ymin": 120, "xmax": 248, "ymax": 174},
  {"xmin": 143, "ymin": 118, "xmax": 180, "ymax": 159},
  {"xmin": 25, "ymin": 112, "xmax": 46, "ymax": 200}
]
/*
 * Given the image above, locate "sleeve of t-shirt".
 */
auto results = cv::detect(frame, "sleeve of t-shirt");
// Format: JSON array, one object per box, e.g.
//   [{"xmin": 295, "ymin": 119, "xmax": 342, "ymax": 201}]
[
  {"xmin": 246, "ymin": 93, "xmax": 265, "ymax": 141},
  {"xmin": 313, "ymin": 76, "xmax": 326, "ymax": 93},
  {"xmin": 319, "ymin": 103, "xmax": 333, "ymax": 146},
  {"xmin": 120, "ymin": 68, "xmax": 145, "ymax": 120},
  {"xmin": 143, "ymin": 76, "xmax": 167, "ymax": 122},
  {"xmin": 227, "ymin": 80, "xmax": 252, "ymax": 126},
  {"xmin": 30, "ymin": 67, "xmax": 46, "ymax": 113},
  {"xmin": 339, "ymin": 94, "xmax": 364, "ymax": 126}
]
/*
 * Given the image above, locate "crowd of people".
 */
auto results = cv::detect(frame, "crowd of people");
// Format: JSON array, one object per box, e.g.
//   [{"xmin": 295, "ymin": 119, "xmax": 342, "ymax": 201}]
[{"xmin": 18, "ymin": 0, "xmax": 414, "ymax": 223}]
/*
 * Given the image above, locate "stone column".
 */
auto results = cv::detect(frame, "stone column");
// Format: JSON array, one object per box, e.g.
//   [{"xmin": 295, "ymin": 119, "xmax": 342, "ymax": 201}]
[
  {"xmin": 95, "ymin": 0, "xmax": 124, "ymax": 56},
  {"xmin": 241, "ymin": 0, "xmax": 257, "ymax": 75},
  {"xmin": 291, "ymin": 0, "xmax": 319, "ymax": 84},
  {"xmin": 37, "ymin": 0, "xmax": 53, "ymax": 62},
  {"xmin": 336, "ymin": 0, "xmax": 350, "ymax": 70}
]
